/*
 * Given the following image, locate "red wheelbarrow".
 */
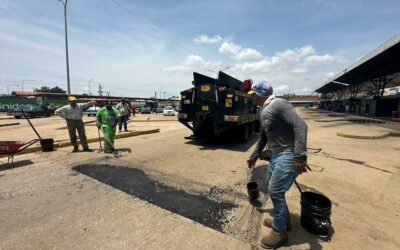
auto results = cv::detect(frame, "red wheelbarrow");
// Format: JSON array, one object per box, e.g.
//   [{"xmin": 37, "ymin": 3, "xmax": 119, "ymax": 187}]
[
  {"xmin": 0, "ymin": 109, "xmax": 55, "ymax": 164},
  {"xmin": 0, "ymin": 139, "xmax": 40, "ymax": 163}
]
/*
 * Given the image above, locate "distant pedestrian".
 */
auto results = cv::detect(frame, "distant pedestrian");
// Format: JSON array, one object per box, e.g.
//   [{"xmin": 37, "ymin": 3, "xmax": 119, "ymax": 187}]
[
  {"xmin": 247, "ymin": 81, "xmax": 309, "ymax": 249},
  {"xmin": 96, "ymin": 102, "xmax": 119, "ymax": 153},
  {"xmin": 131, "ymin": 106, "xmax": 136, "ymax": 117},
  {"xmin": 116, "ymin": 98, "xmax": 130, "ymax": 132},
  {"xmin": 55, "ymin": 96, "xmax": 96, "ymax": 152}
]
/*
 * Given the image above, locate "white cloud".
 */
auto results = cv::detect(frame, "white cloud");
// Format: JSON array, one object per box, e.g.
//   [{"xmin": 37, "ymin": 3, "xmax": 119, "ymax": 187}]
[
  {"xmin": 219, "ymin": 41, "xmax": 241, "ymax": 56},
  {"xmin": 236, "ymin": 48, "xmax": 263, "ymax": 60},
  {"xmin": 294, "ymin": 86, "xmax": 313, "ymax": 95},
  {"xmin": 194, "ymin": 34, "xmax": 223, "ymax": 44},
  {"xmin": 218, "ymin": 41, "xmax": 262, "ymax": 61},
  {"xmin": 304, "ymin": 54, "xmax": 336, "ymax": 63},
  {"xmin": 225, "ymin": 42, "xmax": 346, "ymax": 95},
  {"xmin": 232, "ymin": 59, "xmax": 275, "ymax": 72},
  {"xmin": 326, "ymin": 72, "xmax": 336, "ymax": 78},
  {"xmin": 274, "ymin": 85, "xmax": 290, "ymax": 95},
  {"xmin": 274, "ymin": 45, "xmax": 316, "ymax": 62},
  {"xmin": 162, "ymin": 54, "xmax": 220, "ymax": 73},
  {"xmin": 292, "ymin": 68, "xmax": 308, "ymax": 74},
  {"xmin": 230, "ymin": 44, "xmax": 341, "ymax": 74}
]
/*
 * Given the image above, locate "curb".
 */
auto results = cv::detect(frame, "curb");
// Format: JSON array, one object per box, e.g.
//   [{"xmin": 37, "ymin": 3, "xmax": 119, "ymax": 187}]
[
  {"xmin": 0, "ymin": 122, "xmax": 20, "ymax": 127},
  {"xmin": 0, "ymin": 129, "xmax": 160, "ymax": 157},
  {"xmin": 336, "ymin": 131, "xmax": 393, "ymax": 139},
  {"xmin": 315, "ymin": 119, "xmax": 345, "ymax": 122}
]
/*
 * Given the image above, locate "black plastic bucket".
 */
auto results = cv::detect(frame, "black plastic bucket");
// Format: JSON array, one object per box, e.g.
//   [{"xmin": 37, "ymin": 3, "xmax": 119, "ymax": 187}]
[
  {"xmin": 300, "ymin": 191, "xmax": 332, "ymax": 235},
  {"xmin": 247, "ymin": 182, "xmax": 260, "ymax": 200},
  {"xmin": 40, "ymin": 139, "xmax": 54, "ymax": 152}
]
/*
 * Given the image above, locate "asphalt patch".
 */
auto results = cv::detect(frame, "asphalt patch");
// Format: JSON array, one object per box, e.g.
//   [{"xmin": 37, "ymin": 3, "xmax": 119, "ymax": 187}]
[{"xmin": 73, "ymin": 164, "xmax": 237, "ymax": 232}]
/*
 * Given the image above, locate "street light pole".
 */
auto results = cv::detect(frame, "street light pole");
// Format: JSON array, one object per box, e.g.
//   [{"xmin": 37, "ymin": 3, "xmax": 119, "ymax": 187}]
[
  {"xmin": 59, "ymin": 0, "xmax": 71, "ymax": 96},
  {"xmin": 88, "ymin": 79, "xmax": 93, "ymax": 95}
]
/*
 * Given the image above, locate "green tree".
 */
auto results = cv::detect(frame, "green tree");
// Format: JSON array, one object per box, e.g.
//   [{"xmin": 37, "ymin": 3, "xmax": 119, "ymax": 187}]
[{"xmin": 34, "ymin": 86, "xmax": 66, "ymax": 94}]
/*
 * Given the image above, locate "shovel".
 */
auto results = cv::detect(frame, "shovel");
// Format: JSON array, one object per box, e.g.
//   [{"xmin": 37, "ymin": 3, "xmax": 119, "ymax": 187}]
[{"xmin": 97, "ymin": 129, "xmax": 103, "ymax": 152}]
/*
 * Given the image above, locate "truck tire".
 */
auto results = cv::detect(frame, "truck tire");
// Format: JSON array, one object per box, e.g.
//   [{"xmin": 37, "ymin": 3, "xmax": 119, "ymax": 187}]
[
  {"xmin": 237, "ymin": 124, "xmax": 250, "ymax": 142},
  {"xmin": 14, "ymin": 116, "xmax": 21, "ymax": 119}
]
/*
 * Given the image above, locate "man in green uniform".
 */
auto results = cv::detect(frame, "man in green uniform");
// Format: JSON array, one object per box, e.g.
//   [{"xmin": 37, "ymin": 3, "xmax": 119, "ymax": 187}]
[{"xmin": 96, "ymin": 102, "xmax": 119, "ymax": 153}]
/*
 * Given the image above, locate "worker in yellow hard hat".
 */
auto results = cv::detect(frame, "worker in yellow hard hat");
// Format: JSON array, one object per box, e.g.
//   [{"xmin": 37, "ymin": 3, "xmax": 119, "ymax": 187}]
[
  {"xmin": 55, "ymin": 96, "xmax": 96, "ymax": 152},
  {"xmin": 67, "ymin": 96, "xmax": 77, "ymax": 102}
]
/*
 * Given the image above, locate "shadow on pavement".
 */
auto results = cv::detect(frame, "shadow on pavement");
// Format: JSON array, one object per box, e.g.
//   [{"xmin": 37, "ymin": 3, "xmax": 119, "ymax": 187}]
[
  {"xmin": 185, "ymin": 134, "xmax": 259, "ymax": 153},
  {"xmin": 73, "ymin": 164, "xmax": 237, "ymax": 233},
  {"xmin": 286, "ymin": 214, "xmax": 328, "ymax": 250},
  {"xmin": 117, "ymin": 148, "xmax": 132, "ymax": 153},
  {"xmin": 321, "ymin": 152, "xmax": 395, "ymax": 174},
  {"xmin": 0, "ymin": 160, "xmax": 34, "ymax": 171}
]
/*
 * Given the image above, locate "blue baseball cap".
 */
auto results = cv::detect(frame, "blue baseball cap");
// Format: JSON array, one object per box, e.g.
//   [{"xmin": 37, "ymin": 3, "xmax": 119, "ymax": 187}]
[{"xmin": 248, "ymin": 81, "xmax": 273, "ymax": 97}]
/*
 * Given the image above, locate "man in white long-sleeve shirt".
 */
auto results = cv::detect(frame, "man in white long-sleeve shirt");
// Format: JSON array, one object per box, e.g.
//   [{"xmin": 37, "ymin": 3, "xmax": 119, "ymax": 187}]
[
  {"xmin": 116, "ymin": 98, "xmax": 130, "ymax": 132},
  {"xmin": 55, "ymin": 96, "xmax": 96, "ymax": 152}
]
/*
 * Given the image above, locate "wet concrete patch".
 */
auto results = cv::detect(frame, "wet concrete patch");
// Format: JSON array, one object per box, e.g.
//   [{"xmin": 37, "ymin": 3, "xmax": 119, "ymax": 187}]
[{"xmin": 73, "ymin": 164, "xmax": 237, "ymax": 233}]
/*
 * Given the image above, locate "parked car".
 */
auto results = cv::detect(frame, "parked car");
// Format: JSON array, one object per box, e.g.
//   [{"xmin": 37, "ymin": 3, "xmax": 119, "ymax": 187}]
[
  {"xmin": 7, "ymin": 106, "xmax": 53, "ymax": 119},
  {"xmin": 163, "ymin": 106, "xmax": 175, "ymax": 116},
  {"xmin": 84, "ymin": 106, "xmax": 100, "ymax": 117},
  {"xmin": 140, "ymin": 106, "xmax": 152, "ymax": 114},
  {"xmin": 155, "ymin": 107, "xmax": 164, "ymax": 114}
]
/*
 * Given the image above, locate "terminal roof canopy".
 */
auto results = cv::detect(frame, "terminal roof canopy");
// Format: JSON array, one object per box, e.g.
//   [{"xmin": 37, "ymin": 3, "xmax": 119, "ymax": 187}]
[{"xmin": 316, "ymin": 34, "xmax": 400, "ymax": 93}]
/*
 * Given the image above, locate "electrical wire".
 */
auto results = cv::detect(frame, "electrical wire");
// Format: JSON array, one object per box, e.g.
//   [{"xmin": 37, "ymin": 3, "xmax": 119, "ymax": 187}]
[{"xmin": 110, "ymin": 0, "xmax": 194, "ymax": 54}]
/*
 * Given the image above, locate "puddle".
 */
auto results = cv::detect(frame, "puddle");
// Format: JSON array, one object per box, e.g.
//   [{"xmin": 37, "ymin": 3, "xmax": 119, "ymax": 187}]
[{"xmin": 73, "ymin": 164, "xmax": 237, "ymax": 232}]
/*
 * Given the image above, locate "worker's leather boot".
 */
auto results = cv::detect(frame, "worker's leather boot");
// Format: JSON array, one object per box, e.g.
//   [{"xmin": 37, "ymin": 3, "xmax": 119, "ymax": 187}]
[
  {"xmin": 263, "ymin": 217, "xmax": 292, "ymax": 231},
  {"xmin": 260, "ymin": 230, "xmax": 288, "ymax": 249}
]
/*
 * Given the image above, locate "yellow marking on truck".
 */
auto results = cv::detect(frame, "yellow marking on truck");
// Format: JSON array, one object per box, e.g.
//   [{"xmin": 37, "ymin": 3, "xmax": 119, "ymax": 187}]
[
  {"xmin": 225, "ymin": 98, "xmax": 233, "ymax": 107},
  {"xmin": 202, "ymin": 106, "xmax": 209, "ymax": 111},
  {"xmin": 234, "ymin": 90, "xmax": 251, "ymax": 98},
  {"xmin": 201, "ymin": 85, "xmax": 211, "ymax": 92}
]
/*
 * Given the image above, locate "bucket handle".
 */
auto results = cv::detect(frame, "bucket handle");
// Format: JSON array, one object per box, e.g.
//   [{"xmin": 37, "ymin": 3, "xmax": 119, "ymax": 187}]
[{"xmin": 294, "ymin": 180, "xmax": 303, "ymax": 194}]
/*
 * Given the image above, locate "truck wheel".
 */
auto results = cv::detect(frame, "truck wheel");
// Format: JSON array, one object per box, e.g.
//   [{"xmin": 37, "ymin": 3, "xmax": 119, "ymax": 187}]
[
  {"xmin": 14, "ymin": 116, "xmax": 21, "ymax": 119},
  {"xmin": 238, "ymin": 124, "xmax": 250, "ymax": 142}
]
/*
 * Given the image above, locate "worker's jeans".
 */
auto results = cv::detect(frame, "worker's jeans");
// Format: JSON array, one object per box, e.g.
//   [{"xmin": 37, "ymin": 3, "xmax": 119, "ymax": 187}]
[
  {"xmin": 267, "ymin": 150, "xmax": 299, "ymax": 232},
  {"xmin": 118, "ymin": 115, "xmax": 128, "ymax": 131},
  {"xmin": 66, "ymin": 119, "xmax": 89, "ymax": 150}
]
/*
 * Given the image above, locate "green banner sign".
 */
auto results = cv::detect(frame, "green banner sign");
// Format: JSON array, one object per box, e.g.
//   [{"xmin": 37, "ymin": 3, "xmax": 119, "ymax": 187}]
[{"xmin": 0, "ymin": 96, "xmax": 68, "ymax": 112}]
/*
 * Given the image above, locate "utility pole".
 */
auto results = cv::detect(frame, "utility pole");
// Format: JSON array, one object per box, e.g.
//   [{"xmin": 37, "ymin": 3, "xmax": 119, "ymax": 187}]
[
  {"xmin": 159, "ymin": 87, "xmax": 164, "ymax": 100},
  {"xmin": 98, "ymin": 84, "xmax": 104, "ymax": 96},
  {"xmin": 88, "ymin": 79, "xmax": 93, "ymax": 95},
  {"xmin": 155, "ymin": 91, "xmax": 157, "ymax": 98},
  {"xmin": 58, "ymin": 0, "xmax": 71, "ymax": 95}
]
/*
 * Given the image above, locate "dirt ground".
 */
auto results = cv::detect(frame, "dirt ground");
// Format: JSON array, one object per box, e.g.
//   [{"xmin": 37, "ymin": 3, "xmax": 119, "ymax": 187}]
[{"xmin": 1, "ymin": 109, "xmax": 400, "ymax": 250}]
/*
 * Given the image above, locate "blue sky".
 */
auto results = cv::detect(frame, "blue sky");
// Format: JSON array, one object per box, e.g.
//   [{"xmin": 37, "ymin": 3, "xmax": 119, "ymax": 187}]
[{"xmin": 0, "ymin": 0, "xmax": 399, "ymax": 97}]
